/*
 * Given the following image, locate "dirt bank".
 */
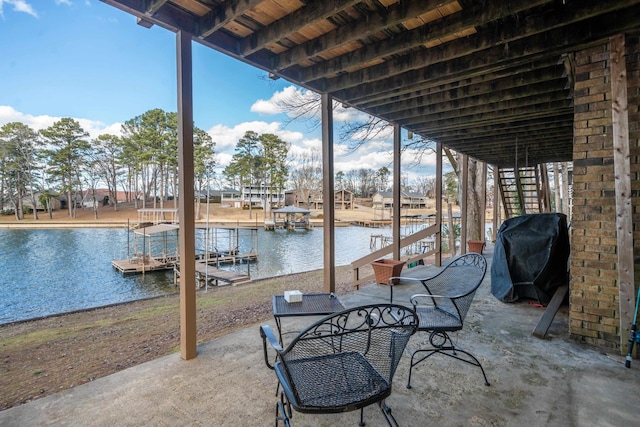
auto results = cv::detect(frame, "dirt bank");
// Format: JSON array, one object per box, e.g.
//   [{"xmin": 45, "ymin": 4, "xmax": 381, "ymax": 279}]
[{"xmin": 0, "ymin": 266, "xmax": 359, "ymax": 410}]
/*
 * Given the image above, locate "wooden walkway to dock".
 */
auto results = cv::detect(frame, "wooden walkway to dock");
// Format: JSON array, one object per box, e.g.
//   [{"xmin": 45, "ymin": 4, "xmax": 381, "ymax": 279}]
[
  {"xmin": 111, "ymin": 256, "xmax": 177, "ymax": 275},
  {"xmin": 194, "ymin": 261, "xmax": 250, "ymax": 286},
  {"xmin": 112, "ymin": 256, "xmax": 252, "ymax": 286}
]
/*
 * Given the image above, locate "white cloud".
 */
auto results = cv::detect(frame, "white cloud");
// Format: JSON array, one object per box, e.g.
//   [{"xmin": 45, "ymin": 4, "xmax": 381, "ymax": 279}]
[
  {"xmin": 0, "ymin": 105, "xmax": 54, "ymax": 130},
  {"xmin": 0, "ymin": 0, "xmax": 38, "ymax": 17},
  {"xmin": 215, "ymin": 152, "xmax": 233, "ymax": 169},
  {"xmin": 252, "ymin": 86, "xmax": 373, "ymax": 126},
  {"xmin": 206, "ymin": 120, "xmax": 303, "ymax": 152},
  {"xmin": 0, "ymin": 105, "xmax": 122, "ymax": 139},
  {"xmin": 250, "ymin": 86, "xmax": 317, "ymax": 118},
  {"xmin": 79, "ymin": 119, "xmax": 124, "ymax": 139},
  {"xmin": 0, "ymin": 0, "xmax": 74, "ymax": 18},
  {"xmin": 287, "ymin": 138, "xmax": 321, "ymax": 159},
  {"xmin": 249, "ymin": 99, "xmax": 280, "ymax": 115},
  {"xmin": 333, "ymin": 143, "xmax": 350, "ymax": 157},
  {"xmin": 334, "ymin": 104, "xmax": 369, "ymax": 123}
]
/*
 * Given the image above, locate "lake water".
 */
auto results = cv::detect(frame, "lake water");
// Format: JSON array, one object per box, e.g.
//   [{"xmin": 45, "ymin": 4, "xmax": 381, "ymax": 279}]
[{"xmin": 0, "ymin": 226, "xmax": 400, "ymax": 324}]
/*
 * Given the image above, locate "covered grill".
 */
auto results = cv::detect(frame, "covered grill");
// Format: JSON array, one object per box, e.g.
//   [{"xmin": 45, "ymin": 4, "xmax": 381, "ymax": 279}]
[{"xmin": 491, "ymin": 213, "xmax": 570, "ymax": 305}]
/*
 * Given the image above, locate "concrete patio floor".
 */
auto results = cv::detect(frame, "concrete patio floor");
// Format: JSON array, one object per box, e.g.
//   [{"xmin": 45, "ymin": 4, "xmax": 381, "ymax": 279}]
[{"xmin": 1, "ymin": 247, "xmax": 640, "ymax": 426}]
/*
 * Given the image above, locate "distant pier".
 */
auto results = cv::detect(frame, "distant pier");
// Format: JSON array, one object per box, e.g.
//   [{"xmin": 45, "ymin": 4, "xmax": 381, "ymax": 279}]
[
  {"xmin": 351, "ymin": 219, "xmax": 392, "ymax": 228},
  {"xmin": 112, "ymin": 208, "xmax": 258, "ymax": 287}
]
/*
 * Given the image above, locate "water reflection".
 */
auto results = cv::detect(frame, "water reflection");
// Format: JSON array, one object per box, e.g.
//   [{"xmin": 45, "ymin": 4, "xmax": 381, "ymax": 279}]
[{"xmin": 0, "ymin": 229, "xmax": 175, "ymax": 324}]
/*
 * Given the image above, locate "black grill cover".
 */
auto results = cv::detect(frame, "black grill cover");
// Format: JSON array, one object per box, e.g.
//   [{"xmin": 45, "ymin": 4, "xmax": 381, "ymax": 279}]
[{"xmin": 491, "ymin": 213, "xmax": 570, "ymax": 305}]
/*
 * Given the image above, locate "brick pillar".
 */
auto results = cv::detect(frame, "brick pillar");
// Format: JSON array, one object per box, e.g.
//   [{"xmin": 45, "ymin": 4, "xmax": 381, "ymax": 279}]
[{"xmin": 570, "ymin": 35, "xmax": 640, "ymax": 350}]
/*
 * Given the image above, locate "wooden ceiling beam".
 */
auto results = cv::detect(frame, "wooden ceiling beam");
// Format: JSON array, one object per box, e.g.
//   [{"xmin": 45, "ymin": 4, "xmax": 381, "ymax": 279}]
[
  {"xmin": 460, "ymin": 149, "xmax": 574, "ymax": 168},
  {"xmin": 420, "ymin": 117, "xmax": 574, "ymax": 140},
  {"xmin": 239, "ymin": 0, "xmax": 361, "ymax": 57},
  {"xmin": 331, "ymin": 46, "xmax": 560, "ymax": 104},
  {"xmin": 271, "ymin": 0, "xmax": 448, "ymax": 71},
  {"xmin": 351, "ymin": 58, "xmax": 560, "ymax": 106},
  {"xmin": 318, "ymin": 2, "xmax": 640, "ymax": 94},
  {"xmin": 443, "ymin": 143, "xmax": 573, "ymax": 165},
  {"xmin": 144, "ymin": 0, "xmax": 168, "ymax": 16},
  {"xmin": 197, "ymin": 0, "xmax": 265, "ymax": 39},
  {"xmin": 389, "ymin": 88, "xmax": 569, "ymax": 124},
  {"xmin": 432, "ymin": 127, "xmax": 572, "ymax": 147},
  {"xmin": 442, "ymin": 142, "xmax": 573, "ymax": 166},
  {"xmin": 429, "ymin": 138, "xmax": 574, "ymax": 162},
  {"xmin": 367, "ymin": 73, "xmax": 566, "ymax": 118},
  {"xmin": 102, "ymin": 0, "xmax": 198, "ymax": 33},
  {"xmin": 361, "ymin": 64, "xmax": 564, "ymax": 113},
  {"xmin": 296, "ymin": 0, "xmax": 552, "ymax": 82},
  {"xmin": 413, "ymin": 111, "xmax": 572, "ymax": 137},
  {"xmin": 440, "ymin": 135, "xmax": 574, "ymax": 158},
  {"xmin": 410, "ymin": 102, "xmax": 571, "ymax": 134}
]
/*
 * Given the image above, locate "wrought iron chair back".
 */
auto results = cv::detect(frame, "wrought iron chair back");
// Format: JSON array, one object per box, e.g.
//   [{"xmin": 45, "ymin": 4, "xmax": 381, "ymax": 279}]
[
  {"xmin": 261, "ymin": 304, "xmax": 418, "ymax": 426},
  {"xmin": 416, "ymin": 252, "xmax": 486, "ymax": 327},
  {"xmin": 388, "ymin": 252, "xmax": 490, "ymax": 389}
]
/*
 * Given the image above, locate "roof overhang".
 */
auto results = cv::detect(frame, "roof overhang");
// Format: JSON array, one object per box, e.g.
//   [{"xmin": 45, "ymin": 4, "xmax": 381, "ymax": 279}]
[{"xmin": 101, "ymin": 0, "xmax": 640, "ymax": 167}]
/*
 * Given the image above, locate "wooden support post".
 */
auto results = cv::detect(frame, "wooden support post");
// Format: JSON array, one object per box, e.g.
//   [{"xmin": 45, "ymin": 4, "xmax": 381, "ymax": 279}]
[
  {"xmin": 392, "ymin": 124, "xmax": 401, "ymax": 260},
  {"xmin": 610, "ymin": 33, "xmax": 634, "ymax": 353},
  {"xmin": 533, "ymin": 285, "xmax": 569, "ymax": 339},
  {"xmin": 448, "ymin": 202, "xmax": 455, "ymax": 256},
  {"xmin": 553, "ymin": 163, "xmax": 561, "ymax": 212},
  {"xmin": 177, "ymin": 30, "xmax": 197, "ymax": 360},
  {"xmin": 514, "ymin": 167, "xmax": 526, "ymax": 215},
  {"xmin": 435, "ymin": 142, "xmax": 442, "ymax": 266},
  {"xmin": 460, "ymin": 154, "xmax": 468, "ymax": 254},
  {"xmin": 480, "ymin": 161, "xmax": 487, "ymax": 239},
  {"xmin": 539, "ymin": 163, "xmax": 552, "ymax": 212},
  {"xmin": 561, "ymin": 162, "xmax": 570, "ymax": 218},
  {"xmin": 492, "ymin": 165, "xmax": 500, "ymax": 242},
  {"xmin": 321, "ymin": 93, "xmax": 335, "ymax": 293}
]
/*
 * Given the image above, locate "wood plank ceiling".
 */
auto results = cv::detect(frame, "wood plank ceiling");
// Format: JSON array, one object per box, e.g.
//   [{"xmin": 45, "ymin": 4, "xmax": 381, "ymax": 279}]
[{"xmin": 102, "ymin": 0, "xmax": 640, "ymax": 168}]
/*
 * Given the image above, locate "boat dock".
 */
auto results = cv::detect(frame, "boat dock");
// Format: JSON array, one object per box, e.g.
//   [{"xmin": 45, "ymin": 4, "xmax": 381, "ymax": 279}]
[
  {"xmin": 113, "ymin": 255, "xmax": 254, "ymax": 287},
  {"xmin": 111, "ymin": 252, "xmax": 258, "ymax": 276},
  {"xmin": 113, "ymin": 209, "xmax": 259, "ymax": 285},
  {"xmin": 111, "ymin": 255, "xmax": 177, "ymax": 275},
  {"xmin": 194, "ymin": 261, "xmax": 250, "ymax": 286},
  {"xmin": 351, "ymin": 219, "xmax": 392, "ymax": 228},
  {"xmin": 266, "ymin": 206, "xmax": 314, "ymax": 231}
]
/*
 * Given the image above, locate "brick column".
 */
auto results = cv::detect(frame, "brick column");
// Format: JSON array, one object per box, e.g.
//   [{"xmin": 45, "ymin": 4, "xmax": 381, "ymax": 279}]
[{"xmin": 570, "ymin": 35, "xmax": 639, "ymax": 350}]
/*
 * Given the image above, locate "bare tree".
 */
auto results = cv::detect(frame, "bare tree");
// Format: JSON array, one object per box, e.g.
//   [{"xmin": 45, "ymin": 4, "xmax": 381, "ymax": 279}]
[
  {"xmin": 414, "ymin": 176, "xmax": 436, "ymax": 198},
  {"xmin": 275, "ymin": 87, "xmax": 487, "ymax": 238},
  {"xmin": 91, "ymin": 134, "xmax": 122, "ymax": 211},
  {"xmin": 288, "ymin": 150, "xmax": 322, "ymax": 205},
  {"xmin": 466, "ymin": 159, "xmax": 485, "ymax": 242}
]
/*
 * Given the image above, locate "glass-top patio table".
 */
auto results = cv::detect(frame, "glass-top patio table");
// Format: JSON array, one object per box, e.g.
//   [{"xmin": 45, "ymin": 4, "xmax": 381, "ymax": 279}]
[{"xmin": 272, "ymin": 293, "xmax": 346, "ymax": 345}]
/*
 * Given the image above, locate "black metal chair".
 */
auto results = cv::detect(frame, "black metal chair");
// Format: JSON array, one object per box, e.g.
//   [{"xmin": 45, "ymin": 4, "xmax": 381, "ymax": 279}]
[
  {"xmin": 388, "ymin": 252, "xmax": 490, "ymax": 389},
  {"xmin": 260, "ymin": 304, "xmax": 418, "ymax": 426}
]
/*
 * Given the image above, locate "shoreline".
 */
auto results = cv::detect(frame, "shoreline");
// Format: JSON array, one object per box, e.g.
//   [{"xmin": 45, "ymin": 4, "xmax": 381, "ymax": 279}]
[
  {"xmin": 0, "ymin": 203, "xmax": 444, "ymax": 230},
  {"xmin": 0, "ymin": 218, "xmax": 358, "ymax": 229},
  {"xmin": 0, "ymin": 266, "xmax": 359, "ymax": 410}
]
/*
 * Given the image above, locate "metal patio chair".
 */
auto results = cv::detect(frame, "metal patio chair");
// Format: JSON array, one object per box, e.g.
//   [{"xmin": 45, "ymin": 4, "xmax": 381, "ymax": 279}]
[
  {"xmin": 260, "ymin": 304, "xmax": 418, "ymax": 426},
  {"xmin": 389, "ymin": 252, "xmax": 490, "ymax": 389}
]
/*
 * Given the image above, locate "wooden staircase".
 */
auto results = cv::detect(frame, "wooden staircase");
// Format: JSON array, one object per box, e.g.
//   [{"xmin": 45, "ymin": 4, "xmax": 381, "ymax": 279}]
[{"xmin": 497, "ymin": 165, "xmax": 552, "ymax": 219}]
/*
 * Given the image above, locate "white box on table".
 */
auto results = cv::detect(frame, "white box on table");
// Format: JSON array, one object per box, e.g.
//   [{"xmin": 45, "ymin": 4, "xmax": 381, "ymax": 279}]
[{"xmin": 284, "ymin": 290, "xmax": 303, "ymax": 303}]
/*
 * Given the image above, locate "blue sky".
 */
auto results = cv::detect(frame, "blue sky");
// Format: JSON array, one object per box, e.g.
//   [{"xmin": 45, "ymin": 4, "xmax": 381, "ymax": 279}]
[{"xmin": 0, "ymin": 0, "xmax": 437, "ymax": 182}]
